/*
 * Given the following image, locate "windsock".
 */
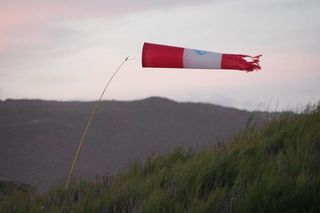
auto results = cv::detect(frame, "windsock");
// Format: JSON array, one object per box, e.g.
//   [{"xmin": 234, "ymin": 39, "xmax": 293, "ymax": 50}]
[{"xmin": 142, "ymin": 42, "xmax": 261, "ymax": 72}]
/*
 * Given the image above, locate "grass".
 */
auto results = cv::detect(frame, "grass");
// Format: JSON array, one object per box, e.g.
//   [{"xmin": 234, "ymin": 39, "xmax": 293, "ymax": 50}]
[{"xmin": 1, "ymin": 104, "xmax": 320, "ymax": 212}]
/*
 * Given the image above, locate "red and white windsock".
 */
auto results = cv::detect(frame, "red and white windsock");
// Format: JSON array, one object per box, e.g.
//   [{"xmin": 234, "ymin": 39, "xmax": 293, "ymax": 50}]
[{"xmin": 142, "ymin": 42, "xmax": 261, "ymax": 72}]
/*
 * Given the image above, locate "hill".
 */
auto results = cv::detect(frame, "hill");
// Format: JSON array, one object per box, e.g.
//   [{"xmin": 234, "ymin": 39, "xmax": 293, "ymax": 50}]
[
  {"xmin": 0, "ymin": 104, "xmax": 319, "ymax": 212},
  {"xmin": 0, "ymin": 97, "xmax": 269, "ymax": 189}
]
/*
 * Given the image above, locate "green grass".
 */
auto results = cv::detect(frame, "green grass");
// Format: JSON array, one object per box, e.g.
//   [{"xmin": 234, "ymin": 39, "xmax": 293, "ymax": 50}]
[{"xmin": 1, "ymin": 104, "xmax": 320, "ymax": 212}]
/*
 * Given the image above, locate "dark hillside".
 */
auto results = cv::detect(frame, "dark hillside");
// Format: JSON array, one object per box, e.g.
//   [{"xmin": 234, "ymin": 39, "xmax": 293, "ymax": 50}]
[{"xmin": 0, "ymin": 97, "xmax": 265, "ymax": 188}]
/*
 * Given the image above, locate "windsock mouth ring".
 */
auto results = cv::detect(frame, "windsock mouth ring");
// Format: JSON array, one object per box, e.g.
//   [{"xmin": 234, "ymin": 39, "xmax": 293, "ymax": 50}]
[{"xmin": 142, "ymin": 42, "xmax": 149, "ymax": 68}]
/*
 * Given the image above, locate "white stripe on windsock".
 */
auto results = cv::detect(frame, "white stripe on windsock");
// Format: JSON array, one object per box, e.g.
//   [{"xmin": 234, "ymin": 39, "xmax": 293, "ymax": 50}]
[{"xmin": 183, "ymin": 48, "xmax": 222, "ymax": 69}]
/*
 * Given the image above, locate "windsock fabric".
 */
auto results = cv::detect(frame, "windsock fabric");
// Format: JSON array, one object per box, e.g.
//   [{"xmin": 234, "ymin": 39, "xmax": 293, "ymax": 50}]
[{"xmin": 142, "ymin": 42, "xmax": 261, "ymax": 72}]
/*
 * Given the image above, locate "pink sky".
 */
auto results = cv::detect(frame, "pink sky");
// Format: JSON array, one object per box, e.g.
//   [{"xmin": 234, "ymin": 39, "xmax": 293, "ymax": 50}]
[{"xmin": 0, "ymin": 0, "xmax": 319, "ymax": 110}]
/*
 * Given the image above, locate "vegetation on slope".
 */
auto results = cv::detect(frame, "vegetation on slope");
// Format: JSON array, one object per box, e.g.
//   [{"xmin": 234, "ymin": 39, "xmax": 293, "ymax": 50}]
[{"xmin": 1, "ymin": 104, "xmax": 320, "ymax": 212}]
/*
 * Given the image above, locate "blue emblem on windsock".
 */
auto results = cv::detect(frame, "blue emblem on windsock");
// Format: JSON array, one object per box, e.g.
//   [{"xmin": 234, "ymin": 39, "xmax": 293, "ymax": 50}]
[{"xmin": 194, "ymin": 50, "xmax": 207, "ymax": 55}]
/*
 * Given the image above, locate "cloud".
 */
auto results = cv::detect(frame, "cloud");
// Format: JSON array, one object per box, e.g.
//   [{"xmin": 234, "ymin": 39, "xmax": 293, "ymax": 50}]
[{"xmin": 0, "ymin": 0, "xmax": 216, "ymax": 68}]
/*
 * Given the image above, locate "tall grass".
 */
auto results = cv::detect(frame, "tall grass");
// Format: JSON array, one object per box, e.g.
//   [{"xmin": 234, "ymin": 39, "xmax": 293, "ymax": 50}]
[{"xmin": 1, "ymin": 104, "xmax": 320, "ymax": 212}]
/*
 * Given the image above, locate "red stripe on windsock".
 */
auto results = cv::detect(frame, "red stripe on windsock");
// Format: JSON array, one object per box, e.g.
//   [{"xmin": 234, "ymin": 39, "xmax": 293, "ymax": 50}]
[
  {"xmin": 221, "ymin": 54, "xmax": 262, "ymax": 72},
  {"xmin": 142, "ymin": 42, "xmax": 184, "ymax": 68}
]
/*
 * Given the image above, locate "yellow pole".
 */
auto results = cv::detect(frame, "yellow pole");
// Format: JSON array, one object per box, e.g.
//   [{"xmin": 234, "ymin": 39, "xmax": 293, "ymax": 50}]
[{"xmin": 65, "ymin": 57, "xmax": 129, "ymax": 190}]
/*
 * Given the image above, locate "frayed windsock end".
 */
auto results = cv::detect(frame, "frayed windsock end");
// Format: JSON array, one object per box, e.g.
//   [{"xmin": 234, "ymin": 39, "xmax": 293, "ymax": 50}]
[{"xmin": 222, "ymin": 54, "xmax": 262, "ymax": 72}]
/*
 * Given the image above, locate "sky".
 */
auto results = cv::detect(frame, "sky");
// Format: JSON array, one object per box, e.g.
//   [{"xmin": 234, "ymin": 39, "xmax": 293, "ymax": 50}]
[{"xmin": 1, "ymin": 0, "xmax": 319, "ymax": 110}]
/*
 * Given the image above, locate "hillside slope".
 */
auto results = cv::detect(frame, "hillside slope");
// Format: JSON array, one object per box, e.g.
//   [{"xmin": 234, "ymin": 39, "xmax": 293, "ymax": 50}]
[
  {"xmin": 0, "ymin": 97, "xmax": 266, "ymax": 188},
  {"xmin": 1, "ymin": 104, "xmax": 319, "ymax": 212}
]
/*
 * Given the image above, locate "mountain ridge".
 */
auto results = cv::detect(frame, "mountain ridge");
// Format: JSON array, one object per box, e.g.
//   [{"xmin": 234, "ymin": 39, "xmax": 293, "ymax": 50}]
[{"xmin": 0, "ymin": 97, "xmax": 272, "ymax": 189}]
